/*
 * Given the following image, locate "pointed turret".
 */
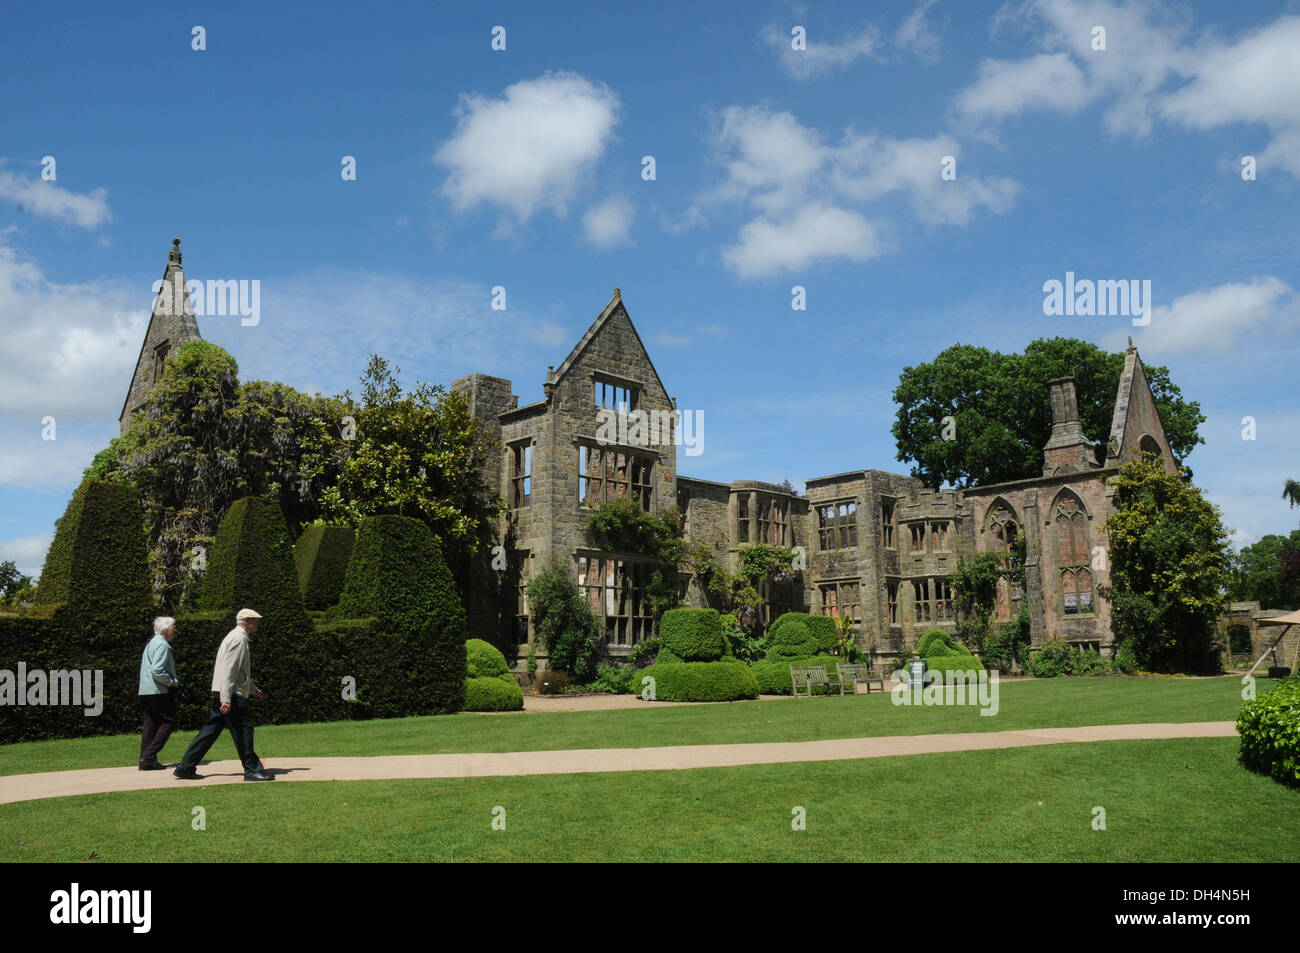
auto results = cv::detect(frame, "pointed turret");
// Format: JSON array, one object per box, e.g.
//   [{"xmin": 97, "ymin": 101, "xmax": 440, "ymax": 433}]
[
  {"xmin": 1104, "ymin": 339, "xmax": 1177, "ymax": 473},
  {"xmin": 118, "ymin": 237, "xmax": 203, "ymax": 433}
]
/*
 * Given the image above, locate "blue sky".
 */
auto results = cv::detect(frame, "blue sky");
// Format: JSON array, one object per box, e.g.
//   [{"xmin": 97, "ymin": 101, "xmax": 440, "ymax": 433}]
[{"xmin": 2, "ymin": 0, "xmax": 1298, "ymax": 577}]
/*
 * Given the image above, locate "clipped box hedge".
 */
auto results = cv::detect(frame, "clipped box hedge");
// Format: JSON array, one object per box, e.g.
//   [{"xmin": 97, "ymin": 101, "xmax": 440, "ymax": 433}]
[
  {"xmin": 464, "ymin": 638, "xmax": 523, "ymax": 711},
  {"xmin": 751, "ymin": 655, "xmax": 840, "ymax": 695},
  {"xmin": 634, "ymin": 660, "xmax": 758, "ymax": 702},
  {"xmin": 658, "ymin": 608, "xmax": 725, "ymax": 661},
  {"xmin": 0, "ymin": 480, "xmax": 154, "ymax": 743},
  {"xmin": 1237, "ymin": 680, "xmax": 1300, "ymax": 787},
  {"xmin": 294, "ymin": 524, "xmax": 355, "ymax": 610},
  {"xmin": 765, "ymin": 612, "xmax": 838, "ymax": 659}
]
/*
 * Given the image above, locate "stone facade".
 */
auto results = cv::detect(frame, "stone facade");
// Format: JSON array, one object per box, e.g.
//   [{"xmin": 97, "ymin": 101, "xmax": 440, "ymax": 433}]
[
  {"xmin": 119, "ymin": 238, "xmax": 202, "ymax": 434},
  {"xmin": 114, "ymin": 273, "xmax": 1187, "ymax": 669},
  {"xmin": 453, "ymin": 292, "xmax": 1182, "ymax": 667}
]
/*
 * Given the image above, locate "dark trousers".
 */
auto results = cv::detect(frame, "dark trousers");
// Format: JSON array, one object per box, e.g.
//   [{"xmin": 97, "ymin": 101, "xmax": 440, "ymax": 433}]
[
  {"xmin": 179, "ymin": 694, "xmax": 262, "ymax": 774},
  {"xmin": 139, "ymin": 692, "xmax": 178, "ymax": 762}
]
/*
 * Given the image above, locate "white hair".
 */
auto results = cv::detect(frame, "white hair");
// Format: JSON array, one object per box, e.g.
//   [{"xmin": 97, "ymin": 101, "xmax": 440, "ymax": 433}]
[{"xmin": 154, "ymin": 616, "xmax": 176, "ymax": 635}]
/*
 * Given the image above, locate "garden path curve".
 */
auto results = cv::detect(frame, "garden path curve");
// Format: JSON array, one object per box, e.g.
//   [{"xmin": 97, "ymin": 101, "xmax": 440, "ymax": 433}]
[{"xmin": 0, "ymin": 721, "xmax": 1236, "ymax": 804}]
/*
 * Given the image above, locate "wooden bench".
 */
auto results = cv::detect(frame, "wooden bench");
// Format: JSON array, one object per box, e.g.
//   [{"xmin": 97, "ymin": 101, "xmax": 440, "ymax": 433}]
[
  {"xmin": 790, "ymin": 664, "xmax": 854, "ymax": 698},
  {"xmin": 835, "ymin": 664, "xmax": 870, "ymax": 694}
]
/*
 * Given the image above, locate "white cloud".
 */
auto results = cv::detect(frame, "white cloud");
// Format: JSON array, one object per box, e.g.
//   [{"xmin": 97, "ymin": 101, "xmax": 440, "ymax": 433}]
[
  {"xmin": 1102, "ymin": 277, "xmax": 1298, "ymax": 354},
  {"xmin": 722, "ymin": 204, "xmax": 881, "ymax": 279},
  {"xmin": 954, "ymin": 2, "xmax": 1300, "ymax": 172},
  {"xmin": 1160, "ymin": 15, "xmax": 1300, "ymax": 176},
  {"xmin": 0, "ymin": 532, "xmax": 51, "ymax": 578},
  {"xmin": 582, "ymin": 195, "xmax": 635, "ymax": 249},
  {"xmin": 953, "ymin": 52, "xmax": 1093, "ymax": 127},
  {"xmin": 699, "ymin": 106, "xmax": 1019, "ymax": 277},
  {"xmin": 762, "ymin": 22, "xmax": 881, "ymax": 79},
  {"xmin": 434, "ymin": 72, "xmax": 620, "ymax": 225},
  {"xmin": 895, "ymin": 0, "xmax": 942, "ymax": 63},
  {"xmin": 0, "ymin": 241, "xmax": 143, "ymax": 421},
  {"xmin": 0, "ymin": 170, "xmax": 112, "ymax": 228}
]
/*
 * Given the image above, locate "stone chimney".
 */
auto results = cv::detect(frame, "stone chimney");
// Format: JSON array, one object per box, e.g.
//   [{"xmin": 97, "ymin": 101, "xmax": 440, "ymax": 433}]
[{"xmin": 1042, "ymin": 377, "xmax": 1100, "ymax": 475}]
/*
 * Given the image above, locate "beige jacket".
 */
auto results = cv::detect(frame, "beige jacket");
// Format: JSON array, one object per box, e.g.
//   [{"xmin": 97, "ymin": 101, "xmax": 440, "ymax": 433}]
[{"xmin": 211, "ymin": 625, "xmax": 259, "ymax": 704}]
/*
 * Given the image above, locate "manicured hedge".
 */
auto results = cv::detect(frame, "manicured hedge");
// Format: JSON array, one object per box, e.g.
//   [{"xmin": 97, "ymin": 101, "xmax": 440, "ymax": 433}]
[
  {"xmin": 465, "ymin": 675, "xmax": 524, "ymax": 711},
  {"xmin": 766, "ymin": 612, "xmax": 837, "ymax": 658},
  {"xmin": 339, "ymin": 515, "xmax": 467, "ymax": 714},
  {"xmin": 1237, "ymin": 680, "xmax": 1300, "ymax": 787},
  {"xmin": 918, "ymin": 628, "xmax": 958, "ymax": 658},
  {"xmin": 924, "ymin": 654, "xmax": 985, "ymax": 676},
  {"xmin": 0, "ymin": 480, "xmax": 155, "ymax": 743},
  {"xmin": 635, "ymin": 660, "xmax": 758, "ymax": 702},
  {"xmin": 658, "ymin": 608, "xmax": 724, "ymax": 661},
  {"xmin": 294, "ymin": 525, "xmax": 355, "ymax": 610},
  {"xmin": 751, "ymin": 655, "xmax": 840, "ymax": 695},
  {"xmin": 466, "ymin": 638, "xmax": 508, "ymax": 679},
  {"xmin": 199, "ymin": 497, "xmax": 325, "ymax": 725}
]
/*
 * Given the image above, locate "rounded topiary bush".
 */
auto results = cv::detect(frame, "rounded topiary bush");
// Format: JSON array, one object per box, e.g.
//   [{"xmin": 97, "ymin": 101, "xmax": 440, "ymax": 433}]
[
  {"xmin": 465, "ymin": 674, "xmax": 524, "ymax": 711},
  {"xmin": 765, "ymin": 621, "xmax": 818, "ymax": 659},
  {"xmin": 1237, "ymin": 680, "xmax": 1300, "ymax": 786},
  {"xmin": 636, "ymin": 660, "xmax": 758, "ymax": 702},
  {"xmin": 466, "ymin": 638, "xmax": 510, "ymax": 679},
  {"xmin": 659, "ymin": 608, "xmax": 724, "ymax": 661},
  {"xmin": 924, "ymin": 654, "xmax": 985, "ymax": 676},
  {"xmin": 917, "ymin": 628, "xmax": 961, "ymax": 658},
  {"xmin": 767, "ymin": 612, "xmax": 838, "ymax": 657}
]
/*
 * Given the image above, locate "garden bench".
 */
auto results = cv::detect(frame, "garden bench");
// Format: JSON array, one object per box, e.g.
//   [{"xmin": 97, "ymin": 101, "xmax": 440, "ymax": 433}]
[
  {"xmin": 790, "ymin": 664, "xmax": 852, "ymax": 698},
  {"xmin": 835, "ymin": 664, "xmax": 870, "ymax": 694}
]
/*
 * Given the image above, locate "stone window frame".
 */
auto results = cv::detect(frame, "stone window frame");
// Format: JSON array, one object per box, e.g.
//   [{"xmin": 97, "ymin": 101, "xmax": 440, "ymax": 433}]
[
  {"xmin": 677, "ymin": 486, "xmax": 691, "ymax": 538},
  {"xmin": 913, "ymin": 578, "xmax": 932, "ymax": 623},
  {"xmin": 886, "ymin": 579, "xmax": 900, "ymax": 625},
  {"xmin": 1050, "ymin": 488, "xmax": 1094, "ymax": 616},
  {"xmin": 508, "ymin": 438, "xmax": 533, "ymax": 509},
  {"xmin": 757, "ymin": 495, "xmax": 789, "ymax": 546},
  {"xmin": 575, "ymin": 551, "xmax": 655, "ymax": 647},
  {"xmin": 760, "ymin": 577, "xmax": 799, "ymax": 626},
  {"xmin": 908, "ymin": 522, "xmax": 927, "ymax": 553},
  {"xmin": 576, "ymin": 443, "xmax": 654, "ymax": 511},
  {"xmin": 881, "ymin": 498, "xmax": 896, "ymax": 549},
  {"xmin": 985, "ymin": 500, "xmax": 1023, "ymax": 621},
  {"xmin": 512, "ymin": 550, "xmax": 532, "ymax": 646},
  {"xmin": 819, "ymin": 578, "xmax": 862, "ymax": 627},
  {"xmin": 816, "ymin": 499, "xmax": 858, "ymax": 551},
  {"xmin": 593, "ymin": 377, "xmax": 638, "ymax": 413},
  {"xmin": 737, "ymin": 494, "xmax": 750, "ymax": 543},
  {"xmin": 152, "ymin": 340, "xmax": 170, "ymax": 382}
]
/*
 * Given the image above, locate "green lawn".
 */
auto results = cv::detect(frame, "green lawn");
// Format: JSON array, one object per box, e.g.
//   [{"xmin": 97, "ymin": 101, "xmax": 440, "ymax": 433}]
[
  {"xmin": 0, "ymin": 676, "xmax": 1270, "ymax": 777},
  {"xmin": 1, "ymin": 738, "xmax": 1295, "ymax": 861}
]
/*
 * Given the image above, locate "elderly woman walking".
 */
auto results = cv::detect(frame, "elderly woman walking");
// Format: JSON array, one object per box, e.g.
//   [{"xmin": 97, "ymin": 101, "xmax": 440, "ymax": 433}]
[{"xmin": 138, "ymin": 616, "xmax": 181, "ymax": 770}]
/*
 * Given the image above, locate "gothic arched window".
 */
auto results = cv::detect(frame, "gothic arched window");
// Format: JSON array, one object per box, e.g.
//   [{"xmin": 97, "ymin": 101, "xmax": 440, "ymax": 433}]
[{"xmin": 1052, "ymin": 491, "xmax": 1093, "ymax": 615}]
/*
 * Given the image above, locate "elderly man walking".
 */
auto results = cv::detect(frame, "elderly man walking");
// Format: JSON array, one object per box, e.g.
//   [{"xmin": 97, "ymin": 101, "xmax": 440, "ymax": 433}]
[
  {"xmin": 138, "ymin": 616, "xmax": 180, "ymax": 770},
  {"xmin": 173, "ymin": 608, "xmax": 274, "ymax": 782}
]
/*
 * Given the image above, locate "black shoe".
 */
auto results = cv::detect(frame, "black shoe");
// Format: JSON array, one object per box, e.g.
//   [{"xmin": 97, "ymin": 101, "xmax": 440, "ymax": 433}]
[
  {"xmin": 139, "ymin": 759, "xmax": 164, "ymax": 771},
  {"xmin": 173, "ymin": 766, "xmax": 199, "ymax": 779},
  {"xmin": 243, "ymin": 771, "xmax": 274, "ymax": 782}
]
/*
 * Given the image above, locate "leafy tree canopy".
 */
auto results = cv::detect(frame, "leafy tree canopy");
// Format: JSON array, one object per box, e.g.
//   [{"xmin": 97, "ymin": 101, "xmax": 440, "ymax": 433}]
[
  {"xmin": 1106, "ymin": 456, "xmax": 1231, "ymax": 674},
  {"xmin": 1231, "ymin": 530, "xmax": 1300, "ymax": 611},
  {"xmin": 892, "ymin": 338, "xmax": 1204, "ymax": 488}
]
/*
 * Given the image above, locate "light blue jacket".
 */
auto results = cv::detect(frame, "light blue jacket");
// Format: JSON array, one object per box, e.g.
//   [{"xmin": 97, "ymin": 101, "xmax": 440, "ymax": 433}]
[{"xmin": 138, "ymin": 634, "xmax": 179, "ymax": 695}]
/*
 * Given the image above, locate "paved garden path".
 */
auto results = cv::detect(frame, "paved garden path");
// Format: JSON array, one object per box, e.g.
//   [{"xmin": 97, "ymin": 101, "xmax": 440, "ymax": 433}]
[{"xmin": 0, "ymin": 721, "xmax": 1236, "ymax": 805}]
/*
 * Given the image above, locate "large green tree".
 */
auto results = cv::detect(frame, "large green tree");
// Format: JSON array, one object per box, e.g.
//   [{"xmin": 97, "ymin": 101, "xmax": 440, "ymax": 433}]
[
  {"xmin": 1231, "ymin": 530, "xmax": 1300, "ymax": 611},
  {"xmin": 892, "ymin": 338, "xmax": 1204, "ymax": 487},
  {"xmin": 86, "ymin": 341, "xmax": 347, "ymax": 608},
  {"xmin": 1106, "ymin": 456, "xmax": 1231, "ymax": 674},
  {"xmin": 317, "ymin": 355, "xmax": 502, "ymax": 586}
]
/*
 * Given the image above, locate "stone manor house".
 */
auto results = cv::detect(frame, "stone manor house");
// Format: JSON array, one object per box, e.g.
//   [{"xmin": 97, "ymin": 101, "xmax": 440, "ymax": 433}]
[{"xmin": 123, "ymin": 240, "xmax": 1182, "ymax": 666}]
